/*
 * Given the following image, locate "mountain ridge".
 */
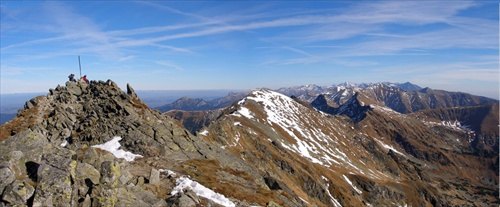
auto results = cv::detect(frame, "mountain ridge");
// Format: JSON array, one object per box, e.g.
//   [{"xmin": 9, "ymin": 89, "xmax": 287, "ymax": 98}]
[
  {"xmin": 158, "ymin": 81, "xmax": 496, "ymax": 114},
  {"xmin": 0, "ymin": 80, "xmax": 275, "ymax": 206},
  {"xmin": 168, "ymin": 82, "xmax": 497, "ymax": 136},
  {"xmin": 1, "ymin": 80, "xmax": 498, "ymax": 206},
  {"xmin": 200, "ymin": 88, "xmax": 498, "ymax": 206}
]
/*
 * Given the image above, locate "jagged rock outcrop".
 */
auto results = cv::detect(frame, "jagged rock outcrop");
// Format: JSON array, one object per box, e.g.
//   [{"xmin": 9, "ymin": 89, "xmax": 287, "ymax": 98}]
[
  {"xmin": 310, "ymin": 94, "xmax": 336, "ymax": 114},
  {"xmin": 0, "ymin": 80, "xmax": 273, "ymax": 206},
  {"xmin": 311, "ymin": 93, "xmax": 372, "ymax": 122}
]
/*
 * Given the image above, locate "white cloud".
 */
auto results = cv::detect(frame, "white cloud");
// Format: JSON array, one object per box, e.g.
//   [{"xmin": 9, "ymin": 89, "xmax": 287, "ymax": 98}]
[
  {"xmin": 119, "ymin": 55, "xmax": 135, "ymax": 62},
  {"xmin": 155, "ymin": 61, "xmax": 184, "ymax": 71},
  {"xmin": 0, "ymin": 1, "xmax": 497, "ymax": 94},
  {"xmin": 337, "ymin": 1, "xmax": 475, "ymax": 25}
]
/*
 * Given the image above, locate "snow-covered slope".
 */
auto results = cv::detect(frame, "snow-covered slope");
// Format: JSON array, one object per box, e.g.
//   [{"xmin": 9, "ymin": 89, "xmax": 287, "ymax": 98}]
[
  {"xmin": 203, "ymin": 89, "xmax": 419, "ymax": 206},
  {"xmin": 200, "ymin": 88, "xmax": 498, "ymax": 206},
  {"xmin": 233, "ymin": 90, "xmax": 373, "ymax": 168}
]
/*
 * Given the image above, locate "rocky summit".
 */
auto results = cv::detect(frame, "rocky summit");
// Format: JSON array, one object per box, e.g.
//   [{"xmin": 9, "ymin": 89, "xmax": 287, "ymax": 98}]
[{"xmin": 1, "ymin": 80, "xmax": 499, "ymax": 207}]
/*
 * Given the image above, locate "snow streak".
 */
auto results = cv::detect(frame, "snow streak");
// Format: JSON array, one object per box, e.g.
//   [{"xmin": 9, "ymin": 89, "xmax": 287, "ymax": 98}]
[
  {"xmin": 92, "ymin": 137, "xmax": 143, "ymax": 161},
  {"xmin": 171, "ymin": 176, "xmax": 235, "ymax": 207}
]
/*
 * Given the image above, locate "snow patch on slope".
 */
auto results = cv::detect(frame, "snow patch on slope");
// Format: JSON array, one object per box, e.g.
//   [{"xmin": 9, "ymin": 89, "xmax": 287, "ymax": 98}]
[
  {"xmin": 374, "ymin": 138, "xmax": 407, "ymax": 157},
  {"xmin": 423, "ymin": 120, "xmax": 472, "ymax": 132},
  {"xmin": 343, "ymin": 175, "xmax": 362, "ymax": 194},
  {"xmin": 233, "ymin": 105, "xmax": 254, "ymax": 119},
  {"xmin": 199, "ymin": 129, "xmax": 209, "ymax": 136},
  {"xmin": 246, "ymin": 90, "xmax": 326, "ymax": 164},
  {"xmin": 235, "ymin": 89, "xmax": 393, "ymax": 181},
  {"xmin": 92, "ymin": 137, "xmax": 143, "ymax": 161},
  {"xmin": 322, "ymin": 176, "xmax": 343, "ymax": 207},
  {"xmin": 171, "ymin": 176, "xmax": 235, "ymax": 207},
  {"xmin": 243, "ymin": 90, "xmax": 367, "ymax": 170}
]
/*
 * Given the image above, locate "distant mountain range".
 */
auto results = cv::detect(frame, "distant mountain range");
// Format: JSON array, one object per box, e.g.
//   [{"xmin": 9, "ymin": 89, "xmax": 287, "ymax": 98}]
[
  {"xmin": 156, "ymin": 91, "xmax": 249, "ymax": 112},
  {"xmin": 155, "ymin": 82, "xmax": 423, "ymax": 113},
  {"xmin": 158, "ymin": 81, "xmax": 496, "ymax": 115},
  {"xmin": 162, "ymin": 82, "xmax": 498, "ymax": 148}
]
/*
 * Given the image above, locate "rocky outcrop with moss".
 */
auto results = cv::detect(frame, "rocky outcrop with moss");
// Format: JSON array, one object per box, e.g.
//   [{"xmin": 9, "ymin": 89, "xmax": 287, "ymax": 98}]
[{"xmin": 0, "ymin": 80, "xmax": 276, "ymax": 206}]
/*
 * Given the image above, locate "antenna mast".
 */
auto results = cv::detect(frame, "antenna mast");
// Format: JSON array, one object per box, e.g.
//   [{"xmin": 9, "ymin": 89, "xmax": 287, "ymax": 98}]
[{"xmin": 78, "ymin": 56, "xmax": 82, "ymax": 78}]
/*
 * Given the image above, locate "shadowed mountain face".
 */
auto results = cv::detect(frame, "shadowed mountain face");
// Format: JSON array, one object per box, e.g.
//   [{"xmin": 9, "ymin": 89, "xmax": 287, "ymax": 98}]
[
  {"xmin": 165, "ymin": 109, "xmax": 224, "ymax": 135},
  {"xmin": 156, "ymin": 92, "xmax": 249, "ymax": 113},
  {"xmin": 309, "ymin": 83, "xmax": 497, "ymax": 114},
  {"xmin": 1, "ymin": 81, "xmax": 498, "ymax": 206},
  {"xmin": 413, "ymin": 103, "xmax": 499, "ymax": 153}
]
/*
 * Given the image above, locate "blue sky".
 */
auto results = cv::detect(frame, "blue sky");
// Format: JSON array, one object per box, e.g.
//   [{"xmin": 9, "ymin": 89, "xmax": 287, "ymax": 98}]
[{"xmin": 1, "ymin": 1, "xmax": 498, "ymax": 99}]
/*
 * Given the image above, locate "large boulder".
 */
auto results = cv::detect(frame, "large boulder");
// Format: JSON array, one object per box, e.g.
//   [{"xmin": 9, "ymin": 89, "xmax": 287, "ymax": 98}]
[{"xmin": 32, "ymin": 149, "xmax": 76, "ymax": 207}]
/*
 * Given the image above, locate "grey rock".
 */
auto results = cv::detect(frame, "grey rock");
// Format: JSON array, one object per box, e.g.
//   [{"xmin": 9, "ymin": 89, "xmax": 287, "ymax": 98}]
[
  {"xmin": 82, "ymin": 147, "xmax": 115, "ymax": 170},
  {"xmin": 150, "ymin": 168, "xmax": 160, "ymax": 185},
  {"xmin": 0, "ymin": 165, "xmax": 15, "ymax": 194},
  {"xmin": 66, "ymin": 81, "xmax": 82, "ymax": 96},
  {"xmin": 33, "ymin": 149, "xmax": 76, "ymax": 207},
  {"xmin": 0, "ymin": 131, "xmax": 49, "ymax": 164},
  {"xmin": 267, "ymin": 201, "xmax": 282, "ymax": 207},
  {"xmin": 2, "ymin": 180, "xmax": 35, "ymax": 205},
  {"xmin": 90, "ymin": 185, "xmax": 117, "ymax": 207},
  {"xmin": 114, "ymin": 187, "xmax": 149, "ymax": 207},
  {"xmin": 166, "ymin": 190, "xmax": 200, "ymax": 207},
  {"xmin": 76, "ymin": 162, "xmax": 100, "ymax": 185},
  {"xmin": 119, "ymin": 171, "xmax": 134, "ymax": 185},
  {"xmin": 136, "ymin": 176, "xmax": 145, "ymax": 186},
  {"xmin": 99, "ymin": 161, "xmax": 120, "ymax": 187},
  {"xmin": 80, "ymin": 194, "xmax": 91, "ymax": 207},
  {"xmin": 9, "ymin": 151, "xmax": 24, "ymax": 161},
  {"xmin": 0, "ymin": 151, "xmax": 23, "ymax": 194},
  {"xmin": 127, "ymin": 83, "xmax": 138, "ymax": 98},
  {"xmin": 61, "ymin": 128, "xmax": 71, "ymax": 139},
  {"xmin": 130, "ymin": 185, "xmax": 164, "ymax": 205},
  {"xmin": 152, "ymin": 199, "xmax": 168, "ymax": 207}
]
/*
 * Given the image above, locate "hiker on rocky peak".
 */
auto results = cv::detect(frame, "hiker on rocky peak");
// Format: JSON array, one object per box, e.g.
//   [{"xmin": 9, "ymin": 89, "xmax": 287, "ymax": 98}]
[
  {"xmin": 68, "ymin": 74, "xmax": 76, "ymax": 82},
  {"xmin": 82, "ymin": 75, "xmax": 89, "ymax": 84}
]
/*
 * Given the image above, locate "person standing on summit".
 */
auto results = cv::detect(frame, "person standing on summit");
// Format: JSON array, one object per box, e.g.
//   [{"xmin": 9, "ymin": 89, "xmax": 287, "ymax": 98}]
[
  {"xmin": 68, "ymin": 74, "xmax": 76, "ymax": 82},
  {"xmin": 82, "ymin": 75, "xmax": 89, "ymax": 84}
]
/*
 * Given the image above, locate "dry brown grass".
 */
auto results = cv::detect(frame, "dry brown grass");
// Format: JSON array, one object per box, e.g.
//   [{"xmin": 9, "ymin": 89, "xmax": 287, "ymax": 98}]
[
  {"xmin": 26, "ymin": 177, "xmax": 38, "ymax": 188},
  {"xmin": 131, "ymin": 97, "xmax": 148, "ymax": 109},
  {"xmin": 0, "ymin": 104, "xmax": 40, "ymax": 141},
  {"xmin": 77, "ymin": 146, "xmax": 89, "ymax": 161},
  {"xmin": 180, "ymin": 159, "xmax": 284, "ymax": 206},
  {"xmin": 144, "ymin": 183, "xmax": 171, "ymax": 199}
]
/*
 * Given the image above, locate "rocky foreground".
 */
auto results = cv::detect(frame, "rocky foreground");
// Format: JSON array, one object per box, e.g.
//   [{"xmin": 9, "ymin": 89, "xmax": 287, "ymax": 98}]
[{"xmin": 0, "ymin": 80, "xmax": 498, "ymax": 206}]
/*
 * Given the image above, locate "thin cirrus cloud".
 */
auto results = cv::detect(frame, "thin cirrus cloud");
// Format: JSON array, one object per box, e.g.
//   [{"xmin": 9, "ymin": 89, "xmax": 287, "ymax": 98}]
[
  {"xmin": 337, "ymin": 1, "xmax": 475, "ymax": 25},
  {"xmin": 0, "ymin": 1, "xmax": 497, "ymax": 98},
  {"xmin": 3, "ymin": 1, "xmax": 492, "ymax": 59},
  {"xmin": 155, "ymin": 61, "xmax": 184, "ymax": 71}
]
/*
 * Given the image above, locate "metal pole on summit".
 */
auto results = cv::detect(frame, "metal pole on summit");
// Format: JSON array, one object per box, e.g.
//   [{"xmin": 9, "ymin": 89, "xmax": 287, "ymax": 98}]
[{"xmin": 78, "ymin": 55, "xmax": 82, "ymax": 78}]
